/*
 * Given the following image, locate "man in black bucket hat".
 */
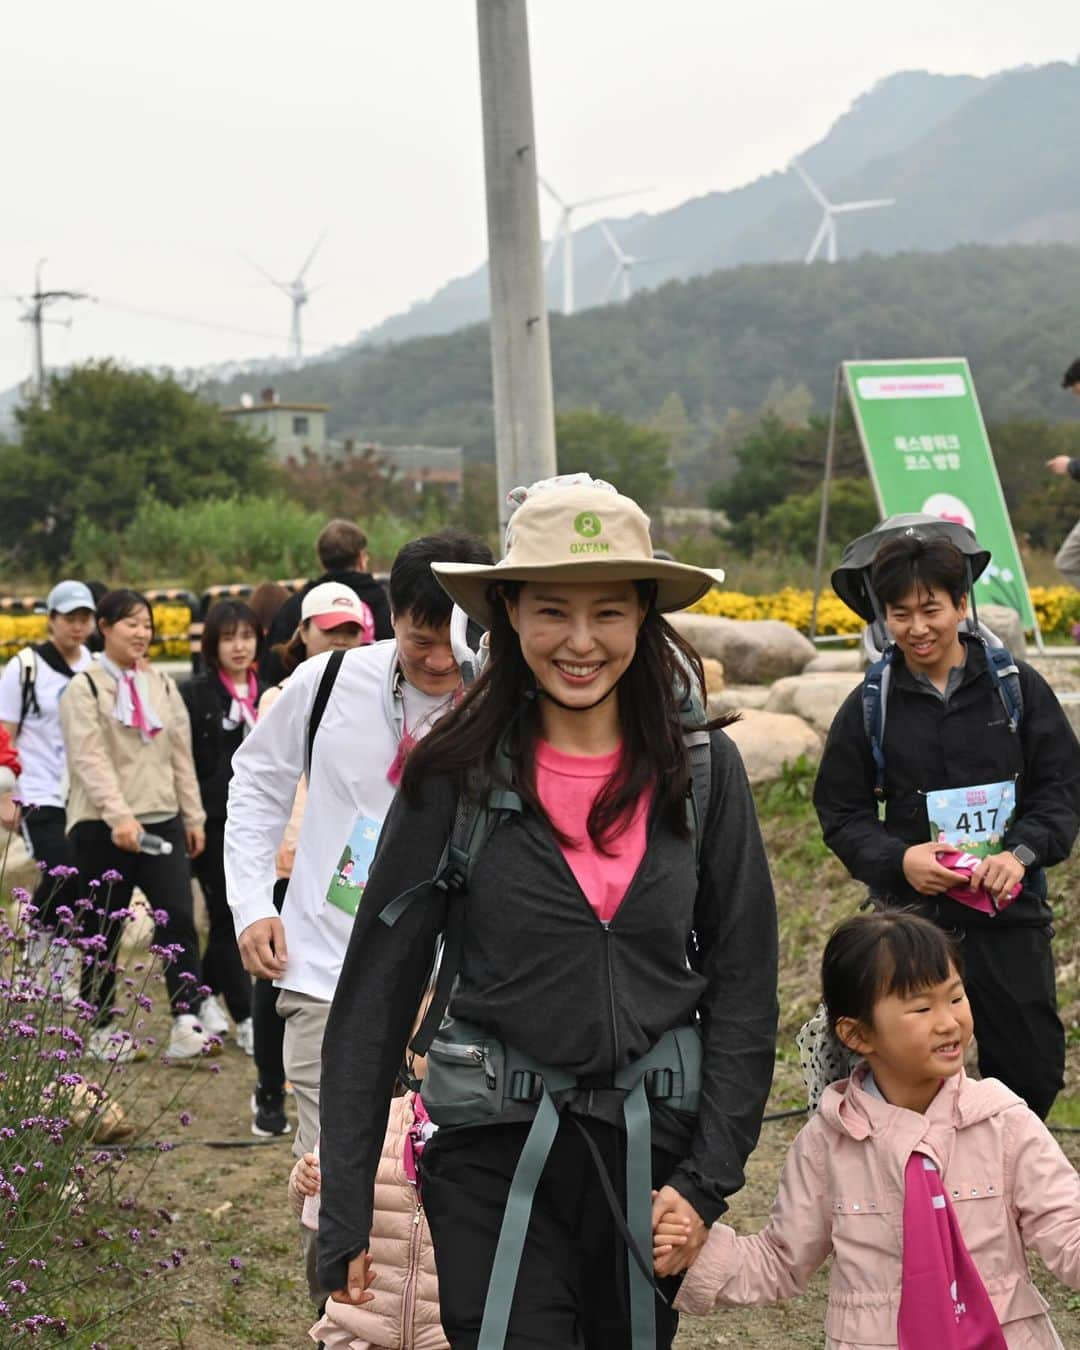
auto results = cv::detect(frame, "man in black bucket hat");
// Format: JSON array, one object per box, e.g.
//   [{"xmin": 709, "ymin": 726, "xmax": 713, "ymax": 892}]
[{"xmin": 813, "ymin": 514, "xmax": 1080, "ymax": 1118}]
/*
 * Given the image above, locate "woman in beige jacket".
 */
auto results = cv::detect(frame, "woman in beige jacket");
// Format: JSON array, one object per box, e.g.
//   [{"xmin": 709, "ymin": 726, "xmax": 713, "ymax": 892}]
[{"xmin": 60, "ymin": 589, "xmax": 215, "ymax": 1064}]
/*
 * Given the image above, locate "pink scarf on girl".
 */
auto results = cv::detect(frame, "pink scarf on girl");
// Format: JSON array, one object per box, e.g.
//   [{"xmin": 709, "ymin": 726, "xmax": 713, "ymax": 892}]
[
  {"xmin": 897, "ymin": 1150, "xmax": 1007, "ymax": 1349},
  {"xmin": 217, "ymin": 669, "xmax": 259, "ymax": 731}
]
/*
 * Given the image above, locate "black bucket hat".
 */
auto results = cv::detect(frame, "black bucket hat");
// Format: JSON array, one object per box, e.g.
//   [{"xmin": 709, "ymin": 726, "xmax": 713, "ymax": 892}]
[{"xmin": 831, "ymin": 512, "xmax": 991, "ymax": 623}]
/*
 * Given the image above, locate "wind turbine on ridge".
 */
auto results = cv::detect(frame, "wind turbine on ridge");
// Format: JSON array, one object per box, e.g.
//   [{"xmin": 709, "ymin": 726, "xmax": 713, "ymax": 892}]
[
  {"xmin": 597, "ymin": 221, "xmax": 652, "ymax": 303},
  {"xmin": 245, "ymin": 228, "xmax": 329, "ymax": 361},
  {"xmin": 538, "ymin": 178, "xmax": 649, "ymax": 315},
  {"xmin": 790, "ymin": 159, "xmax": 895, "ymax": 264}
]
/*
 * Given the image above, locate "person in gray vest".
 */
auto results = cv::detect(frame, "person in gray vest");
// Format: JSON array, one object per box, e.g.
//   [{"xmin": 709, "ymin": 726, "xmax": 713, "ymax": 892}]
[{"xmin": 318, "ymin": 481, "xmax": 778, "ymax": 1350}]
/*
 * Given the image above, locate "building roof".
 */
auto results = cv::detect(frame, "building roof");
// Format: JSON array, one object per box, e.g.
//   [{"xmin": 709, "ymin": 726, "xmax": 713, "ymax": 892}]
[{"xmin": 221, "ymin": 402, "xmax": 329, "ymax": 415}]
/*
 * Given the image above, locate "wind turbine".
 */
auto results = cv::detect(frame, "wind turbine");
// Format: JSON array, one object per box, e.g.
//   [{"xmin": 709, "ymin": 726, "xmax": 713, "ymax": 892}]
[
  {"xmin": 597, "ymin": 221, "xmax": 651, "ymax": 302},
  {"xmin": 790, "ymin": 160, "xmax": 895, "ymax": 264},
  {"xmin": 538, "ymin": 178, "xmax": 649, "ymax": 315},
  {"xmin": 245, "ymin": 228, "xmax": 328, "ymax": 360}
]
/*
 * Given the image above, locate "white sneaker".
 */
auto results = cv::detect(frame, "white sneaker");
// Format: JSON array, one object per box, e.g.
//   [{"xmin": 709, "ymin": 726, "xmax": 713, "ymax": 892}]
[
  {"xmin": 234, "ymin": 1017, "xmax": 255, "ymax": 1056},
  {"xmin": 196, "ymin": 995, "xmax": 230, "ymax": 1037},
  {"xmin": 86, "ymin": 1026, "xmax": 139, "ymax": 1064},
  {"xmin": 166, "ymin": 1013, "xmax": 222, "ymax": 1062}
]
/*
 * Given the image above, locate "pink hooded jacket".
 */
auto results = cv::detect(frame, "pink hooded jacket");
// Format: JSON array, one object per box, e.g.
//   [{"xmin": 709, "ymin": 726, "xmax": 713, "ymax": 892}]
[
  {"xmin": 675, "ymin": 1069, "xmax": 1079, "ymax": 1349},
  {"xmin": 306, "ymin": 1093, "xmax": 447, "ymax": 1350}
]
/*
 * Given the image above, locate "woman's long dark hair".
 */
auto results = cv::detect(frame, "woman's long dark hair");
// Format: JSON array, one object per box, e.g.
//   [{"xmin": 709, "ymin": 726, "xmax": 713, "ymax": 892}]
[{"xmin": 401, "ymin": 580, "xmax": 725, "ymax": 850}]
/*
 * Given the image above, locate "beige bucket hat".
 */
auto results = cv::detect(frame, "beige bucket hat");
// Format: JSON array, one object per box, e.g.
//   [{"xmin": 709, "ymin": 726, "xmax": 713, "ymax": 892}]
[{"xmin": 432, "ymin": 482, "xmax": 724, "ymax": 628}]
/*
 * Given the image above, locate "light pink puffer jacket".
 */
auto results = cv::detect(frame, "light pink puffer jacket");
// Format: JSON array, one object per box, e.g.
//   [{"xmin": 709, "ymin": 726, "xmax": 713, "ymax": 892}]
[
  {"xmin": 309, "ymin": 1093, "xmax": 446, "ymax": 1350},
  {"xmin": 675, "ymin": 1068, "xmax": 1079, "ymax": 1349}
]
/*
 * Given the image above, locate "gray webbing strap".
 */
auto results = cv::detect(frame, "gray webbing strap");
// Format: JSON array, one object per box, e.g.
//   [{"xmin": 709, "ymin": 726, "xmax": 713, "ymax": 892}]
[
  {"xmin": 622, "ymin": 1075, "xmax": 658, "ymax": 1350},
  {"xmin": 477, "ymin": 1085, "xmax": 562, "ymax": 1350}
]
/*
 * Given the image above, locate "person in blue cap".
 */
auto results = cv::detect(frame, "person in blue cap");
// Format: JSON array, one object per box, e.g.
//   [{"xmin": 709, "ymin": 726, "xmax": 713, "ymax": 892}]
[{"xmin": 0, "ymin": 579, "xmax": 97, "ymax": 927}]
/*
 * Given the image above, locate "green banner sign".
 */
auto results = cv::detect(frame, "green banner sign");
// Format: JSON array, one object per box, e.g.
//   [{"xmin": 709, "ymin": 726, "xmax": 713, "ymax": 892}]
[{"xmin": 843, "ymin": 358, "xmax": 1036, "ymax": 630}]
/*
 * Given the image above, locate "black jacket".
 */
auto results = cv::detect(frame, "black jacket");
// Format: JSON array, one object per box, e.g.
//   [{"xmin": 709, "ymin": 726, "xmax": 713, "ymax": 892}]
[
  {"xmin": 180, "ymin": 673, "xmax": 263, "ymax": 820},
  {"xmin": 260, "ymin": 570, "xmax": 392, "ymax": 683},
  {"xmin": 813, "ymin": 638, "xmax": 1080, "ymax": 927},
  {"xmin": 317, "ymin": 730, "xmax": 779, "ymax": 1291}
]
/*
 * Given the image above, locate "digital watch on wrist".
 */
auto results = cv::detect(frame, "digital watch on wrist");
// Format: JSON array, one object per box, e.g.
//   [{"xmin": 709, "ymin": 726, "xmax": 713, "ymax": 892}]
[{"xmin": 1010, "ymin": 844, "xmax": 1036, "ymax": 868}]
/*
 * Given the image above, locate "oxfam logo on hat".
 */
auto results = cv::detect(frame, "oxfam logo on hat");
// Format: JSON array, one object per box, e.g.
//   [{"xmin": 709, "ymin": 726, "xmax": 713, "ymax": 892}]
[{"xmin": 573, "ymin": 511, "xmax": 602, "ymax": 539}]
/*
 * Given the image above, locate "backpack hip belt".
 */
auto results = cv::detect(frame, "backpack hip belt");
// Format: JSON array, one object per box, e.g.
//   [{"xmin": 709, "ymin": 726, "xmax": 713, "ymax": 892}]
[{"xmin": 420, "ymin": 1017, "xmax": 702, "ymax": 1350}]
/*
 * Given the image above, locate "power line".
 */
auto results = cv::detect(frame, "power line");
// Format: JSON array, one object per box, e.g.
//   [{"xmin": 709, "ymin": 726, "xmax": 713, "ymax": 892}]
[{"xmin": 14, "ymin": 260, "xmax": 91, "ymax": 397}]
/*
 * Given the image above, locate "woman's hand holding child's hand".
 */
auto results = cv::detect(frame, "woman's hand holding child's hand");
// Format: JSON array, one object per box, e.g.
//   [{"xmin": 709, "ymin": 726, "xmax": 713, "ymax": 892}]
[
  {"xmin": 651, "ymin": 1186, "xmax": 706, "ymax": 1277},
  {"xmin": 294, "ymin": 1152, "xmax": 320, "ymax": 1197},
  {"xmin": 334, "ymin": 1250, "xmax": 376, "ymax": 1307}
]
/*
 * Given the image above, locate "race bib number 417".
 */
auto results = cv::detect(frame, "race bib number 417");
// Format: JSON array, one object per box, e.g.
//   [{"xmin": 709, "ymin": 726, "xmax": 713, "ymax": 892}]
[{"xmin": 926, "ymin": 779, "xmax": 1016, "ymax": 859}]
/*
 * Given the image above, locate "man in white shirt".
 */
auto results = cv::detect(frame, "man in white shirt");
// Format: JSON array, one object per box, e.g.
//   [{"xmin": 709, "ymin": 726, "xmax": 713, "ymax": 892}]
[
  {"xmin": 0, "ymin": 580, "xmax": 96, "ymax": 921},
  {"xmin": 224, "ymin": 528, "xmax": 492, "ymax": 1299}
]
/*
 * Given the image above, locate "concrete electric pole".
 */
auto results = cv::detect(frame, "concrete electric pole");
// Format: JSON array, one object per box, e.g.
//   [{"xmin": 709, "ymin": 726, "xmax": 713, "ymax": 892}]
[
  {"xmin": 20, "ymin": 260, "xmax": 90, "ymax": 398},
  {"xmin": 475, "ymin": 0, "xmax": 557, "ymax": 539}
]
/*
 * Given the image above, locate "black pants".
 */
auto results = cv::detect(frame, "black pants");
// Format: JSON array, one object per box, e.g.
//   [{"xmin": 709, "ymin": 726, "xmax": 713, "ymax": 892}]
[
  {"xmin": 22, "ymin": 805, "xmax": 80, "ymax": 924},
  {"xmin": 952, "ymin": 921, "xmax": 1064, "ymax": 1119},
  {"xmin": 252, "ymin": 877, "xmax": 288, "ymax": 1092},
  {"xmin": 193, "ymin": 819, "xmax": 251, "ymax": 1023},
  {"xmin": 68, "ymin": 816, "xmax": 203, "ymax": 1028},
  {"xmin": 421, "ymin": 1116, "xmax": 683, "ymax": 1350}
]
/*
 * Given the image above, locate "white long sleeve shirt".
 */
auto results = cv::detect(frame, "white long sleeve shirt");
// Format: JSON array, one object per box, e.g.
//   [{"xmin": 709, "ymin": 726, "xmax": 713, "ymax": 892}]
[{"xmin": 224, "ymin": 640, "xmax": 449, "ymax": 1003}]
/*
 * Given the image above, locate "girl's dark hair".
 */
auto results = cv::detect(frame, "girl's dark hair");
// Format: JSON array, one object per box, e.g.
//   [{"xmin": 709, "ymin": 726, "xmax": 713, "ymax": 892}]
[
  {"xmin": 822, "ymin": 911, "xmax": 963, "ymax": 1033},
  {"xmin": 272, "ymin": 622, "xmax": 308, "ymax": 677},
  {"xmin": 871, "ymin": 534, "xmax": 967, "ymax": 610},
  {"xmin": 97, "ymin": 589, "xmax": 154, "ymax": 637},
  {"xmin": 401, "ymin": 580, "xmax": 728, "ymax": 851},
  {"xmin": 202, "ymin": 599, "xmax": 263, "ymax": 674}
]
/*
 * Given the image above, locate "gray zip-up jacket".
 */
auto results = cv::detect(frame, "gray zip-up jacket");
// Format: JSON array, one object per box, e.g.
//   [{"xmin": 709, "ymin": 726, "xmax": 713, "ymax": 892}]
[{"xmin": 317, "ymin": 729, "xmax": 779, "ymax": 1293}]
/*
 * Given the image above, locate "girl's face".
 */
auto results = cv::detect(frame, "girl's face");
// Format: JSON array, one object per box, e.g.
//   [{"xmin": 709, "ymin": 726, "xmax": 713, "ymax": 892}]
[
  {"xmin": 504, "ymin": 580, "xmax": 645, "ymax": 713},
  {"xmin": 301, "ymin": 619, "xmax": 366, "ymax": 660},
  {"xmin": 217, "ymin": 622, "xmax": 258, "ymax": 678},
  {"xmin": 101, "ymin": 605, "xmax": 153, "ymax": 668},
  {"xmin": 50, "ymin": 608, "xmax": 95, "ymax": 658},
  {"xmin": 839, "ymin": 962, "xmax": 974, "ymax": 1111}
]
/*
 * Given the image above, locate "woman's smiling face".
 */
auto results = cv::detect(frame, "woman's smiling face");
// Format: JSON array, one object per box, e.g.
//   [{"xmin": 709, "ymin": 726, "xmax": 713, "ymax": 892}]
[{"xmin": 504, "ymin": 580, "xmax": 645, "ymax": 711}]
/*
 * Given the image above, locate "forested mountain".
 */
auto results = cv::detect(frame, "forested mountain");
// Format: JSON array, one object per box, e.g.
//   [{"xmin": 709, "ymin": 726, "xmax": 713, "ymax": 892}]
[
  {"xmin": 206, "ymin": 242, "xmax": 1080, "ymax": 466},
  {"xmin": 359, "ymin": 62, "xmax": 1079, "ymax": 344}
]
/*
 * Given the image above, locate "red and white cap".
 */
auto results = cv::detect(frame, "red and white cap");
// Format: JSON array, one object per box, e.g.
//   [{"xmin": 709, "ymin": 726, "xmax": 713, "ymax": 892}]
[{"xmin": 300, "ymin": 583, "xmax": 375, "ymax": 641}]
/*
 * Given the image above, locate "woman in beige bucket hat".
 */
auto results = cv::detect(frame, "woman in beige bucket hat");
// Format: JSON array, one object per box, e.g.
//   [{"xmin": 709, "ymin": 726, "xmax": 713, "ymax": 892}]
[{"xmin": 319, "ymin": 478, "xmax": 778, "ymax": 1349}]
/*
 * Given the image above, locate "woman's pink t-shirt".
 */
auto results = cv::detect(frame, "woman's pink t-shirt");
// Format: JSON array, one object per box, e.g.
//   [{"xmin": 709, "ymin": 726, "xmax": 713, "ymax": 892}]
[{"xmin": 534, "ymin": 740, "xmax": 649, "ymax": 924}]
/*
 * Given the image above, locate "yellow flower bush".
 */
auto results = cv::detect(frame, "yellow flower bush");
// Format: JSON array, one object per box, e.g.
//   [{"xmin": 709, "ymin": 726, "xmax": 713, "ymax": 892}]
[
  {"xmin": 0, "ymin": 604, "xmax": 192, "ymax": 663},
  {"xmin": 690, "ymin": 585, "xmax": 1080, "ymax": 641}
]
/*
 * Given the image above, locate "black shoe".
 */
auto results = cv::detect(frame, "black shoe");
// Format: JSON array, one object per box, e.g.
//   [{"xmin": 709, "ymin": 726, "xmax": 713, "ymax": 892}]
[{"xmin": 250, "ymin": 1084, "xmax": 291, "ymax": 1137}]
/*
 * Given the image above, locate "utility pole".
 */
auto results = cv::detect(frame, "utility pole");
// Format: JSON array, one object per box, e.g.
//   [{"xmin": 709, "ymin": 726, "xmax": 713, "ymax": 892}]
[
  {"xmin": 475, "ymin": 0, "xmax": 557, "ymax": 538},
  {"xmin": 20, "ymin": 260, "xmax": 90, "ymax": 398}
]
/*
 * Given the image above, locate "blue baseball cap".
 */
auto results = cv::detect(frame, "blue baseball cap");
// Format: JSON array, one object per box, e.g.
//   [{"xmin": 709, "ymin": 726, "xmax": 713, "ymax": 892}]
[{"xmin": 46, "ymin": 580, "xmax": 96, "ymax": 614}]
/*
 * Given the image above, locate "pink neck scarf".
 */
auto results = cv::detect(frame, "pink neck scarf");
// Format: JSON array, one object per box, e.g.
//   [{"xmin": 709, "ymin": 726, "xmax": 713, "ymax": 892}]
[
  {"xmin": 99, "ymin": 656, "xmax": 164, "ymax": 744},
  {"xmin": 897, "ymin": 1151, "xmax": 1007, "ymax": 1350},
  {"xmin": 217, "ymin": 668, "xmax": 259, "ymax": 731}
]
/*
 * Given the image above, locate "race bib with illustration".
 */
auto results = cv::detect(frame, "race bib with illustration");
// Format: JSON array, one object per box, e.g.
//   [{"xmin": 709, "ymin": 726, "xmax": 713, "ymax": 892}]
[
  {"xmin": 325, "ymin": 814, "xmax": 382, "ymax": 918},
  {"xmin": 926, "ymin": 779, "xmax": 1016, "ymax": 859}
]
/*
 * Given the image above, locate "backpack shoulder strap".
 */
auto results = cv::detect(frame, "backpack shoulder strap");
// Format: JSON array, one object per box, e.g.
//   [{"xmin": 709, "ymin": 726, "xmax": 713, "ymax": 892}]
[
  {"xmin": 983, "ymin": 643, "xmax": 1023, "ymax": 733},
  {"xmin": 305, "ymin": 649, "xmax": 346, "ymax": 776},
  {"xmin": 678, "ymin": 690, "xmax": 711, "ymax": 871},
  {"xmin": 861, "ymin": 647, "xmax": 897, "ymax": 801},
  {"xmin": 16, "ymin": 647, "xmax": 39, "ymax": 735}
]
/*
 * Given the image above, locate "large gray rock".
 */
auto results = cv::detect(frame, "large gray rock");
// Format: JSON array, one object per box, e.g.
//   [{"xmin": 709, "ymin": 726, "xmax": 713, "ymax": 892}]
[
  {"xmin": 707, "ymin": 685, "xmax": 770, "ymax": 718},
  {"xmin": 804, "ymin": 649, "xmax": 864, "ymax": 673},
  {"xmin": 725, "ymin": 710, "xmax": 822, "ymax": 785},
  {"xmin": 764, "ymin": 671, "xmax": 864, "ymax": 735},
  {"xmin": 668, "ymin": 614, "xmax": 816, "ymax": 684},
  {"xmin": 978, "ymin": 604, "xmax": 1026, "ymax": 658}
]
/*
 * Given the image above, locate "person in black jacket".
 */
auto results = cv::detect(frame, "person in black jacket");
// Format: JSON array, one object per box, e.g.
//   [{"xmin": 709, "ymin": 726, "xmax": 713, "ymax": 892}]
[
  {"xmin": 318, "ymin": 481, "xmax": 778, "ymax": 1348},
  {"xmin": 182, "ymin": 599, "xmax": 265, "ymax": 1050},
  {"xmin": 814, "ymin": 517, "xmax": 1080, "ymax": 1120},
  {"xmin": 261, "ymin": 520, "xmax": 392, "ymax": 683}
]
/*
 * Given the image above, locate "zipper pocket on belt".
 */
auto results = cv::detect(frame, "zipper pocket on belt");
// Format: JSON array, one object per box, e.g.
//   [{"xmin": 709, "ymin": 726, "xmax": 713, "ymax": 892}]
[{"xmin": 430, "ymin": 1038, "xmax": 497, "ymax": 1088}]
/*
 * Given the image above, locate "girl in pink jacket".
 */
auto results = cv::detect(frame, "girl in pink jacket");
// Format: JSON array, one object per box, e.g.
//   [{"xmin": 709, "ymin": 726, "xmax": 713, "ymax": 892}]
[
  {"xmin": 661, "ymin": 912, "xmax": 1080, "ymax": 1349},
  {"xmin": 291, "ymin": 1092, "xmax": 447, "ymax": 1350}
]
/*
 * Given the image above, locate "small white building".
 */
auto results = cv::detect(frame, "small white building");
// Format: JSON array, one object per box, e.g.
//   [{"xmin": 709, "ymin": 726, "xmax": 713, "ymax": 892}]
[{"xmin": 221, "ymin": 387, "xmax": 328, "ymax": 460}]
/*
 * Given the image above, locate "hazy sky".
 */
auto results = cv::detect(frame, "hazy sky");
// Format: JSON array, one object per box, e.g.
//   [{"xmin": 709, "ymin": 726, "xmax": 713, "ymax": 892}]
[{"xmin": 1, "ymin": 1, "xmax": 1075, "ymax": 394}]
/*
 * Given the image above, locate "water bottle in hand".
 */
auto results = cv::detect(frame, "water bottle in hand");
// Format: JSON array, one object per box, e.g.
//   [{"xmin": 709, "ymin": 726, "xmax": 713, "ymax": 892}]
[{"xmin": 137, "ymin": 831, "xmax": 174, "ymax": 856}]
